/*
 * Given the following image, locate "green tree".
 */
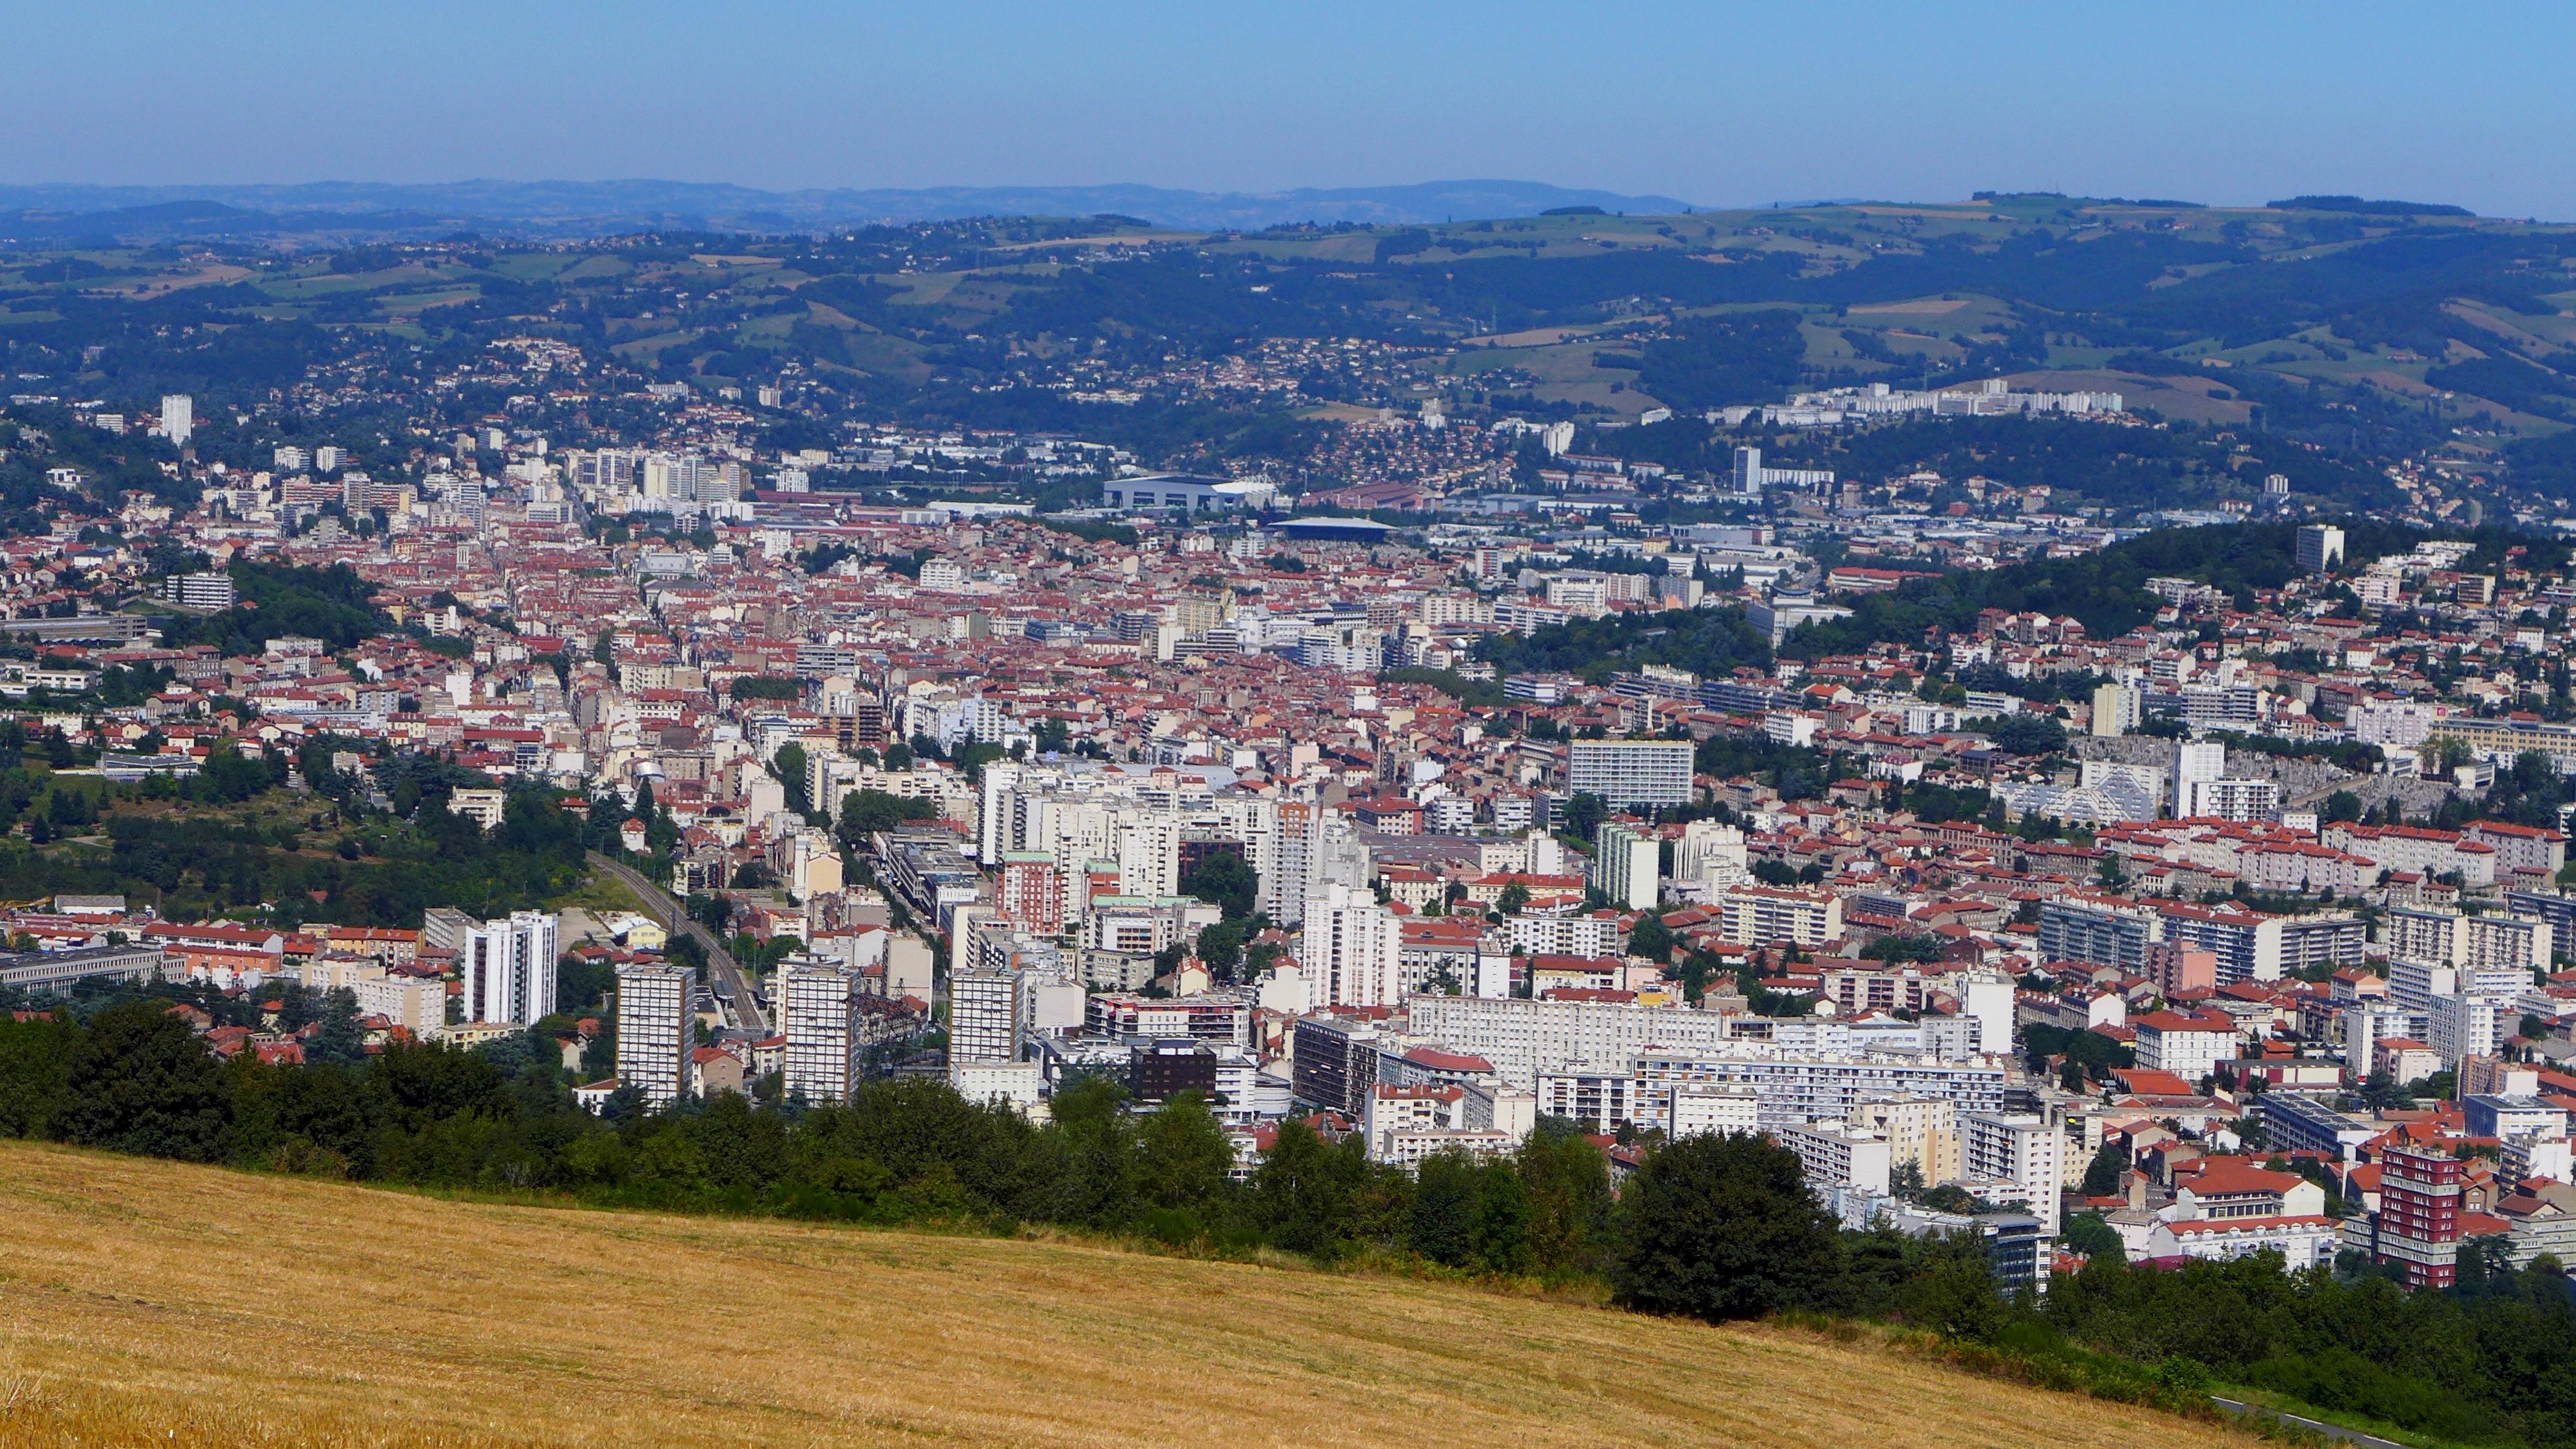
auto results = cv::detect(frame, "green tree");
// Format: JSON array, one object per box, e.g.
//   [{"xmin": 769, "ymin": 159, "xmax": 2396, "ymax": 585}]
[
  {"xmin": 54, "ymin": 999, "xmax": 232, "ymax": 1161},
  {"xmin": 1987, "ymin": 713, "xmax": 2067, "ymax": 756},
  {"xmin": 1897, "ymin": 1233, "xmax": 2009, "ymax": 1339},
  {"xmin": 307, "ymin": 987, "xmax": 367, "ymax": 1068},
  {"xmin": 1471, "ymin": 1159, "xmax": 1536, "ymax": 1276},
  {"xmin": 1612, "ymin": 1132, "xmax": 1846, "ymax": 1322},
  {"xmin": 2080, "ymin": 1141, "xmax": 2125, "ymax": 1196},
  {"xmin": 0, "ymin": 1011, "xmax": 76, "ymax": 1137},
  {"xmin": 2062, "ymin": 1211, "xmax": 2125, "ymax": 1262},
  {"xmin": 1409, "ymin": 1150, "xmax": 1480, "ymax": 1267},
  {"xmin": 1179, "ymin": 850, "xmax": 1259, "ymax": 921},
  {"xmin": 1248, "ymin": 1117, "xmax": 1366, "ymax": 1257},
  {"xmin": 1627, "ymin": 913, "xmax": 1675, "ymax": 964},
  {"xmin": 1561, "ymin": 792, "xmax": 1609, "ymax": 843},
  {"xmin": 837, "ymin": 788, "xmax": 937, "ymax": 846},
  {"xmin": 1134, "ymin": 1092, "xmax": 1233, "ymax": 1217},
  {"xmin": 772, "ymin": 741, "xmax": 813, "ymax": 817}
]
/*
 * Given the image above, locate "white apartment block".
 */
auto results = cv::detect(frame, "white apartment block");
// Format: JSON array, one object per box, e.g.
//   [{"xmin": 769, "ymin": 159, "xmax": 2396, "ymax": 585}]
[
  {"xmin": 1301, "ymin": 882, "xmax": 1404, "ymax": 1008},
  {"xmin": 1377, "ymin": 1127, "xmax": 1520, "ymax": 1169},
  {"xmin": 1408, "ymin": 994, "xmax": 1737, "ymax": 1088},
  {"xmin": 1592, "ymin": 823, "xmax": 1660, "ymax": 910},
  {"xmin": 1963, "ymin": 1112, "xmax": 2064, "ymax": 1233},
  {"xmin": 1711, "ymin": 884, "xmax": 1842, "ymax": 947},
  {"xmin": 297, "ymin": 957, "xmax": 445, "ymax": 1041},
  {"xmin": 614, "ymin": 962, "xmax": 690, "ymax": 1108},
  {"xmin": 1674, "ymin": 819, "xmax": 1748, "ymax": 889},
  {"xmin": 1668, "ymin": 1082, "xmax": 1763, "ymax": 1138},
  {"xmin": 2179, "ymin": 776, "xmax": 2281, "ymax": 824},
  {"xmin": 2429, "ymin": 993, "xmax": 2507, "ymax": 1070},
  {"xmin": 1781, "ymin": 1121, "xmax": 1892, "ymax": 1197},
  {"xmin": 2385, "ymin": 908, "xmax": 2555, "ymax": 976},
  {"xmin": 1850, "ymin": 1096, "xmax": 1962, "ymax": 1187},
  {"xmin": 1566, "ymin": 738, "xmax": 1695, "ymax": 810},
  {"xmin": 948, "ymin": 967, "xmax": 1022, "ymax": 1067},
  {"xmin": 1631, "ymin": 1048, "xmax": 2010, "ymax": 1133},
  {"xmin": 778, "ymin": 961, "xmax": 861, "ymax": 1104},
  {"xmin": 1499, "ymin": 913, "xmax": 1618, "ymax": 958},
  {"xmin": 462, "ymin": 910, "xmax": 559, "ymax": 1026},
  {"xmin": 2131, "ymin": 1011, "xmax": 2237, "ymax": 1082}
]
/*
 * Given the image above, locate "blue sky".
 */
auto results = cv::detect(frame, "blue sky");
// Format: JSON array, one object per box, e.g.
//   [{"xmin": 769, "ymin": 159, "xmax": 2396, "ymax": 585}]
[{"xmin": 8, "ymin": 1, "xmax": 2574, "ymax": 217}]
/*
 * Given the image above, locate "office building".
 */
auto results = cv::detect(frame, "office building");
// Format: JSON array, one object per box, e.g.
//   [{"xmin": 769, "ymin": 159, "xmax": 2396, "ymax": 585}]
[
  {"xmin": 614, "ymin": 962, "xmax": 690, "ymax": 1108},
  {"xmin": 2256, "ymin": 1093, "xmax": 2377, "ymax": 1161},
  {"xmin": 1291, "ymin": 1012, "xmax": 1385, "ymax": 1114}
]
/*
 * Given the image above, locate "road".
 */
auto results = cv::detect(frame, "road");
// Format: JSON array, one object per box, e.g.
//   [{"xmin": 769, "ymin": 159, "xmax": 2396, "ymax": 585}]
[
  {"xmin": 2211, "ymin": 1396, "xmax": 2409, "ymax": 1449},
  {"xmin": 586, "ymin": 851, "xmax": 768, "ymax": 1033}
]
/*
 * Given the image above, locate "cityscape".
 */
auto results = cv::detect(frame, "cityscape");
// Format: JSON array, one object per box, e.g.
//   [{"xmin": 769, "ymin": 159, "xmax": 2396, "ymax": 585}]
[{"xmin": 10, "ymin": 7, "xmax": 2576, "ymax": 1449}]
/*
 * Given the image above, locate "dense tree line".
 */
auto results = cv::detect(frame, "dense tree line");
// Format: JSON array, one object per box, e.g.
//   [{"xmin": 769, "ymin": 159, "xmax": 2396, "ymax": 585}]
[
  {"xmin": 0, "ymin": 778, "xmax": 590, "ymax": 927},
  {"xmin": 1760, "ymin": 414, "xmax": 2403, "ymax": 511},
  {"xmin": 156, "ymin": 560, "xmax": 388, "ymax": 655},
  {"xmin": 1779, "ymin": 517, "xmax": 2442, "ymax": 658},
  {"xmin": 1477, "ymin": 604, "xmax": 1772, "ymax": 686}
]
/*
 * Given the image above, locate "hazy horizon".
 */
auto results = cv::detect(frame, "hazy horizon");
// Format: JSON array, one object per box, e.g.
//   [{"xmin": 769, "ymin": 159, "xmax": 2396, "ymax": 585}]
[{"xmin": 6, "ymin": 3, "xmax": 2575, "ymax": 219}]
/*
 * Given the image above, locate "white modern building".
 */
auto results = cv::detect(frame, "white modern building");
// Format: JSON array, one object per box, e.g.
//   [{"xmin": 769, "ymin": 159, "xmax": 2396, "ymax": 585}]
[
  {"xmin": 1963, "ymin": 1112, "xmax": 2064, "ymax": 1233},
  {"xmin": 1592, "ymin": 822, "xmax": 1661, "ymax": 910},
  {"xmin": 1300, "ymin": 882, "xmax": 1404, "ymax": 1009},
  {"xmin": 613, "ymin": 962, "xmax": 690, "ymax": 1108},
  {"xmin": 462, "ymin": 910, "xmax": 559, "ymax": 1026},
  {"xmin": 778, "ymin": 960, "xmax": 861, "ymax": 1104},
  {"xmin": 1567, "ymin": 739, "xmax": 1695, "ymax": 810},
  {"xmin": 158, "ymin": 393, "xmax": 193, "ymax": 449}
]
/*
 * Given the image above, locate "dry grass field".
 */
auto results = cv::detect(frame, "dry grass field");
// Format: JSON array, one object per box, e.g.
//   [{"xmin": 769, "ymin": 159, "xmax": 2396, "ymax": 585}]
[{"xmin": 0, "ymin": 1141, "xmax": 2256, "ymax": 1448}]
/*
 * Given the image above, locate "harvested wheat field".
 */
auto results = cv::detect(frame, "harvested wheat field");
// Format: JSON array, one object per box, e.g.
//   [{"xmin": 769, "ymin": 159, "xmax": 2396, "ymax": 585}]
[{"xmin": 0, "ymin": 1141, "xmax": 2252, "ymax": 1448}]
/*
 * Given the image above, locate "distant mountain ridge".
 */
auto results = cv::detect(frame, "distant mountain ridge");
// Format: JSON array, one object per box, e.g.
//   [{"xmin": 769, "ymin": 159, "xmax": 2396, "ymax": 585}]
[{"xmin": 0, "ymin": 179, "xmax": 1707, "ymax": 242}]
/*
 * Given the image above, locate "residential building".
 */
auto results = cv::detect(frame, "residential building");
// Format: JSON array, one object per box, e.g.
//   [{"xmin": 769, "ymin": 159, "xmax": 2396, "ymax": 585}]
[
  {"xmin": 613, "ymin": 962, "xmax": 689, "ymax": 1108},
  {"xmin": 1566, "ymin": 739, "xmax": 1695, "ymax": 810},
  {"xmin": 2296, "ymin": 524, "xmax": 2346, "ymax": 576},
  {"xmin": 1711, "ymin": 884, "xmax": 1843, "ymax": 948},
  {"xmin": 1592, "ymin": 822, "xmax": 1660, "ymax": 910},
  {"xmin": 2373, "ymin": 1146, "xmax": 2465, "ymax": 1289},
  {"xmin": 1781, "ymin": 1121, "xmax": 1892, "ymax": 1198},
  {"xmin": 1300, "ymin": 882, "xmax": 1404, "ymax": 1008},
  {"xmin": 778, "ymin": 960, "xmax": 861, "ymax": 1104},
  {"xmin": 462, "ymin": 911, "xmax": 558, "ymax": 1026},
  {"xmin": 2130, "ymin": 1010, "xmax": 2238, "ymax": 1083},
  {"xmin": 1963, "ymin": 1112, "xmax": 2064, "ymax": 1233}
]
